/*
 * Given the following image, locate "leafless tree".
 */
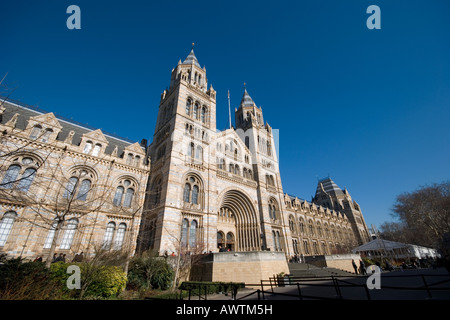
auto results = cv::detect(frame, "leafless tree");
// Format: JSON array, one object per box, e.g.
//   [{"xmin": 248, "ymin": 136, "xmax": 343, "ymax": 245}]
[{"xmin": 381, "ymin": 180, "xmax": 450, "ymax": 249}]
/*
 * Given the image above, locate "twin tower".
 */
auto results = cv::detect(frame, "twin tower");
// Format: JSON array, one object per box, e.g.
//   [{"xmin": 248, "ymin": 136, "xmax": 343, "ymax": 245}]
[{"xmin": 137, "ymin": 48, "xmax": 370, "ymax": 257}]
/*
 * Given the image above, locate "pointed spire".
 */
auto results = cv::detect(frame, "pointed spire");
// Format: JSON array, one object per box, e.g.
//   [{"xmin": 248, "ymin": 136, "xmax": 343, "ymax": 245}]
[
  {"xmin": 239, "ymin": 86, "xmax": 256, "ymax": 108},
  {"xmin": 183, "ymin": 43, "xmax": 201, "ymax": 68}
]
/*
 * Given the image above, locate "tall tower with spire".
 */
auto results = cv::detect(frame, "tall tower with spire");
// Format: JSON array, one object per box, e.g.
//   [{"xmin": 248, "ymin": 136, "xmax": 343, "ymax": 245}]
[
  {"xmin": 137, "ymin": 47, "xmax": 369, "ymax": 258},
  {"xmin": 138, "ymin": 47, "xmax": 217, "ymax": 253},
  {"xmin": 234, "ymin": 87, "xmax": 287, "ymax": 252}
]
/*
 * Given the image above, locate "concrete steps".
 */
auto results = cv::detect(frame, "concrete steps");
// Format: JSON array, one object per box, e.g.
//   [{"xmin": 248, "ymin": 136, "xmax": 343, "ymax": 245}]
[{"xmin": 287, "ymin": 263, "xmax": 356, "ymax": 278}]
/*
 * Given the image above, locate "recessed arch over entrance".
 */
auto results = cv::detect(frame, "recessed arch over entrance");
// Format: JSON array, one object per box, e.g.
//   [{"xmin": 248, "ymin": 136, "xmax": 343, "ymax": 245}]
[{"xmin": 218, "ymin": 189, "xmax": 261, "ymax": 252}]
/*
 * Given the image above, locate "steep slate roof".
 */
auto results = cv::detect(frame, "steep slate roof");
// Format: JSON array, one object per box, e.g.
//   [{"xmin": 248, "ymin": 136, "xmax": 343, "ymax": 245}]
[
  {"xmin": 315, "ymin": 177, "xmax": 344, "ymax": 197},
  {"xmin": 182, "ymin": 49, "xmax": 201, "ymax": 68},
  {"xmin": 0, "ymin": 97, "xmax": 144, "ymax": 157}
]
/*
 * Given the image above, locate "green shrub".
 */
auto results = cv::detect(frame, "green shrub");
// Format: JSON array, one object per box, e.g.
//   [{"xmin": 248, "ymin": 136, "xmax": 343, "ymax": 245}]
[
  {"xmin": 0, "ymin": 257, "xmax": 65, "ymax": 300},
  {"xmin": 127, "ymin": 254, "xmax": 174, "ymax": 291},
  {"xmin": 50, "ymin": 262, "xmax": 127, "ymax": 299}
]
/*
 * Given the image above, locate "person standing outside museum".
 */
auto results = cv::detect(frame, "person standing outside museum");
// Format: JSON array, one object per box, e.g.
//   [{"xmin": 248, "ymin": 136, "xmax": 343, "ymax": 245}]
[{"xmin": 352, "ymin": 259, "xmax": 358, "ymax": 274}]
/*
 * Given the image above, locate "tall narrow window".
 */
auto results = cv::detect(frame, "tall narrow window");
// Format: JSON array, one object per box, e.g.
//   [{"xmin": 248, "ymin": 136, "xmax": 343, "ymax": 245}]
[
  {"xmin": 272, "ymin": 231, "xmax": 277, "ymax": 251},
  {"xmin": 17, "ymin": 168, "xmax": 36, "ymax": 192},
  {"xmin": 63, "ymin": 177, "xmax": 78, "ymax": 199},
  {"xmin": 201, "ymin": 107, "xmax": 206, "ymax": 123},
  {"xmin": 183, "ymin": 183, "xmax": 191, "ymax": 202},
  {"xmin": 92, "ymin": 143, "xmax": 102, "ymax": 156},
  {"xmin": 43, "ymin": 220, "xmax": 58, "ymax": 249},
  {"xmin": 127, "ymin": 153, "xmax": 134, "ymax": 165},
  {"xmin": 187, "ymin": 143, "xmax": 194, "ymax": 159},
  {"xmin": 123, "ymin": 188, "xmax": 134, "ymax": 207},
  {"xmin": 102, "ymin": 222, "xmax": 116, "ymax": 250},
  {"xmin": 59, "ymin": 219, "xmax": 78, "ymax": 250},
  {"xmin": 195, "ymin": 146, "xmax": 203, "ymax": 161},
  {"xmin": 192, "ymin": 185, "xmax": 199, "ymax": 204},
  {"xmin": 41, "ymin": 128, "xmax": 53, "ymax": 142},
  {"xmin": 83, "ymin": 141, "xmax": 93, "ymax": 154},
  {"xmin": 114, "ymin": 223, "xmax": 126, "ymax": 250},
  {"xmin": 29, "ymin": 125, "xmax": 42, "ymax": 140},
  {"xmin": 0, "ymin": 211, "xmax": 17, "ymax": 246},
  {"xmin": 113, "ymin": 186, "xmax": 124, "ymax": 206},
  {"xmin": 181, "ymin": 219, "xmax": 189, "ymax": 247},
  {"xmin": 76, "ymin": 179, "xmax": 91, "ymax": 201},
  {"xmin": 186, "ymin": 99, "xmax": 191, "ymax": 115},
  {"xmin": 189, "ymin": 220, "xmax": 197, "ymax": 247},
  {"xmin": 193, "ymin": 103, "xmax": 199, "ymax": 119},
  {"xmin": 1, "ymin": 165, "xmax": 21, "ymax": 189}
]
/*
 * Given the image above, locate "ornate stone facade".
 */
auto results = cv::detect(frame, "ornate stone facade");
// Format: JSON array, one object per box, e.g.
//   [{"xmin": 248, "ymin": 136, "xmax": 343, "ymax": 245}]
[
  {"xmin": 0, "ymin": 48, "xmax": 371, "ymax": 262},
  {"xmin": 0, "ymin": 100, "xmax": 149, "ymax": 261},
  {"xmin": 136, "ymin": 49, "xmax": 371, "ymax": 258}
]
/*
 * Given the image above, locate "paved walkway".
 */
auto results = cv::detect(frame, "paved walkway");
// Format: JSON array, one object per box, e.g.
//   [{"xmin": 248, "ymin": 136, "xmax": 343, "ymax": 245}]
[{"xmin": 204, "ymin": 268, "xmax": 450, "ymax": 301}]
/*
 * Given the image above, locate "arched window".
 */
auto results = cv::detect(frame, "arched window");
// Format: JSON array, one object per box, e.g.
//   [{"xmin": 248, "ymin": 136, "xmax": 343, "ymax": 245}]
[
  {"xmin": 187, "ymin": 142, "xmax": 194, "ymax": 159},
  {"xmin": 63, "ymin": 177, "xmax": 79, "ymax": 199},
  {"xmin": 217, "ymin": 231, "xmax": 224, "ymax": 249},
  {"xmin": 193, "ymin": 103, "xmax": 199, "ymax": 119},
  {"xmin": 0, "ymin": 211, "xmax": 17, "ymax": 246},
  {"xmin": 183, "ymin": 175, "xmax": 202, "ymax": 206},
  {"xmin": 186, "ymin": 99, "xmax": 192, "ymax": 115},
  {"xmin": 92, "ymin": 143, "xmax": 102, "ymax": 156},
  {"xmin": 192, "ymin": 185, "xmax": 199, "ymax": 204},
  {"xmin": 83, "ymin": 141, "xmax": 93, "ymax": 154},
  {"xmin": 189, "ymin": 220, "xmax": 197, "ymax": 247},
  {"xmin": 113, "ymin": 186, "xmax": 124, "ymax": 206},
  {"xmin": 1, "ymin": 165, "xmax": 21, "ymax": 189},
  {"xmin": 183, "ymin": 183, "xmax": 191, "ymax": 202},
  {"xmin": 195, "ymin": 145, "xmax": 203, "ymax": 162},
  {"xmin": 29, "ymin": 125, "xmax": 42, "ymax": 140},
  {"xmin": 63, "ymin": 169, "xmax": 95, "ymax": 201},
  {"xmin": 245, "ymin": 136, "xmax": 249, "ymax": 149},
  {"xmin": 114, "ymin": 223, "xmax": 126, "ymax": 250},
  {"xmin": 1, "ymin": 156, "xmax": 39, "ymax": 192},
  {"xmin": 17, "ymin": 167, "xmax": 37, "ymax": 192},
  {"xmin": 299, "ymin": 219, "xmax": 305, "ymax": 233},
  {"xmin": 43, "ymin": 220, "xmax": 58, "ymax": 249},
  {"xmin": 201, "ymin": 107, "xmax": 206, "ymax": 123},
  {"xmin": 60, "ymin": 218, "xmax": 78, "ymax": 249},
  {"xmin": 127, "ymin": 153, "xmax": 134, "ymax": 165},
  {"xmin": 114, "ymin": 179, "xmax": 137, "ymax": 207},
  {"xmin": 123, "ymin": 188, "xmax": 135, "ymax": 207},
  {"xmin": 102, "ymin": 222, "xmax": 116, "ymax": 250},
  {"xmin": 268, "ymin": 199, "xmax": 278, "ymax": 220},
  {"xmin": 226, "ymin": 232, "xmax": 234, "ymax": 251},
  {"xmin": 41, "ymin": 128, "xmax": 53, "ymax": 143},
  {"xmin": 181, "ymin": 219, "xmax": 189, "ymax": 247},
  {"xmin": 219, "ymin": 158, "xmax": 225, "ymax": 170},
  {"xmin": 308, "ymin": 220, "xmax": 315, "ymax": 236},
  {"xmin": 76, "ymin": 179, "xmax": 91, "ymax": 201}
]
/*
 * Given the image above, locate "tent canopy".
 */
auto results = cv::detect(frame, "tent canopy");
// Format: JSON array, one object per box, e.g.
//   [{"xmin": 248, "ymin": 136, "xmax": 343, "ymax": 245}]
[{"xmin": 353, "ymin": 239, "xmax": 409, "ymax": 252}]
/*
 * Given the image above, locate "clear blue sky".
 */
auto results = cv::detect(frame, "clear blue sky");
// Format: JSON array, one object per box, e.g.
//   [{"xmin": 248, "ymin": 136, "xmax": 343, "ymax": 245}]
[{"xmin": 1, "ymin": 0, "xmax": 449, "ymax": 229}]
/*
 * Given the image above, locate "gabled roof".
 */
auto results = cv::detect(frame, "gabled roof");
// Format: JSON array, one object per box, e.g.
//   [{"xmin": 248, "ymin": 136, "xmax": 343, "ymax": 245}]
[
  {"xmin": 182, "ymin": 49, "xmax": 201, "ymax": 68},
  {"xmin": 0, "ymin": 98, "xmax": 144, "ymax": 157}
]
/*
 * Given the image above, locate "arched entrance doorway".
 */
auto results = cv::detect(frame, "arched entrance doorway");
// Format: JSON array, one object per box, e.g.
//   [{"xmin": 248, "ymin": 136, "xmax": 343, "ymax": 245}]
[{"xmin": 217, "ymin": 189, "xmax": 261, "ymax": 252}]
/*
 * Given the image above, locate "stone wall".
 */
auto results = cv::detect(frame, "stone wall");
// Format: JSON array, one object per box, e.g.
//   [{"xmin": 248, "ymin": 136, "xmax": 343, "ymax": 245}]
[
  {"xmin": 304, "ymin": 254, "xmax": 361, "ymax": 273},
  {"xmin": 190, "ymin": 251, "xmax": 289, "ymax": 288}
]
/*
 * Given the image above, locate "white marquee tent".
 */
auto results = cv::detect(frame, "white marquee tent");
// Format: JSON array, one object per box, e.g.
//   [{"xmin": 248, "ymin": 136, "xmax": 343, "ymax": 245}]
[{"xmin": 352, "ymin": 238, "xmax": 439, "ymax": 260}]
